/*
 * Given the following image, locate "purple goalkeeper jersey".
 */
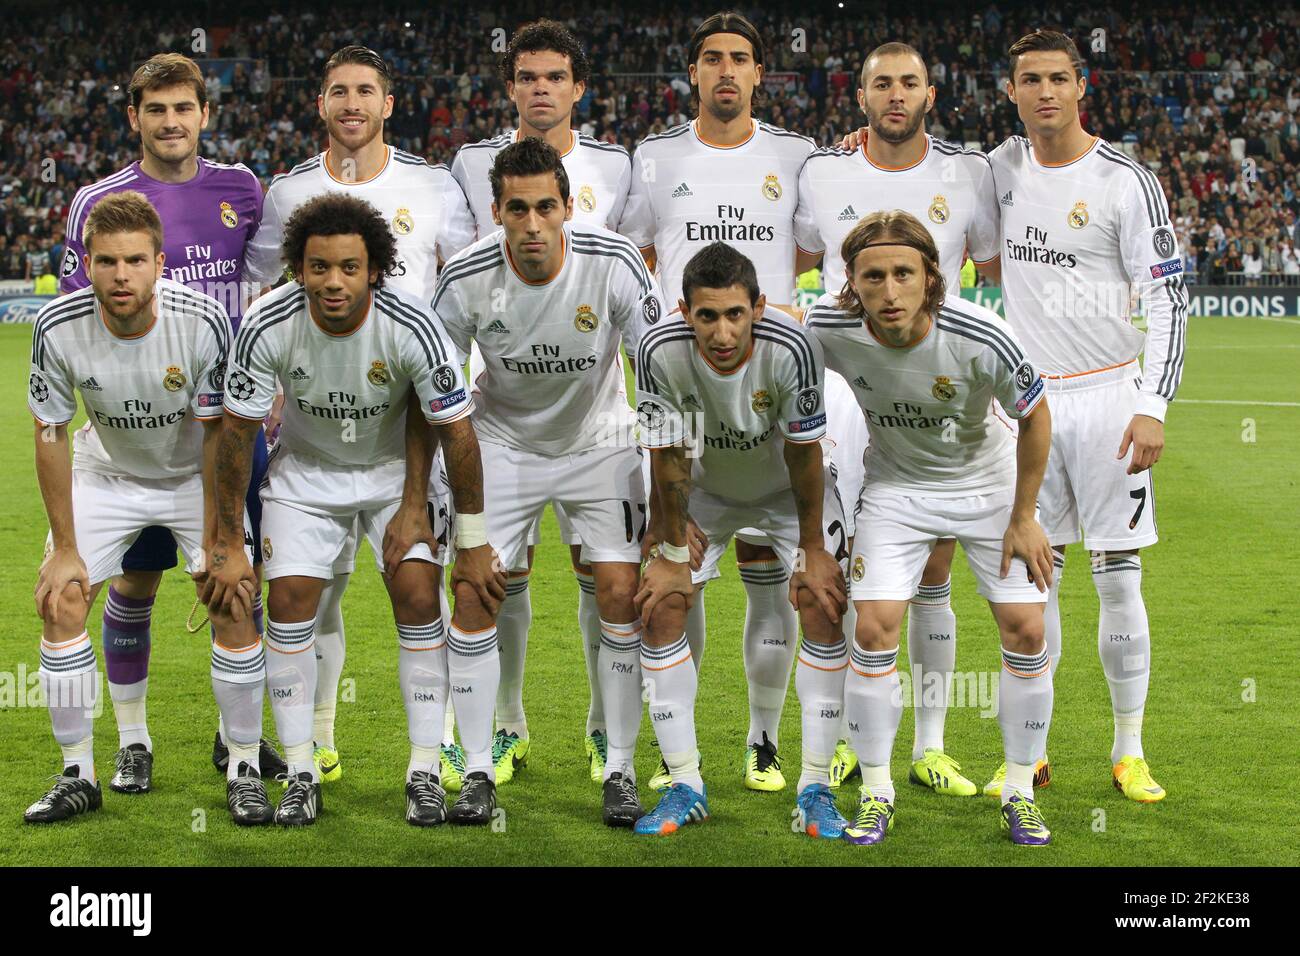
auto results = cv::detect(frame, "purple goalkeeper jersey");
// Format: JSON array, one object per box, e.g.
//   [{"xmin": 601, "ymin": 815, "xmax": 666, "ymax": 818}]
[{"xmin": 60, "ymin": 158, "xmax": 265, "ymax": 328}]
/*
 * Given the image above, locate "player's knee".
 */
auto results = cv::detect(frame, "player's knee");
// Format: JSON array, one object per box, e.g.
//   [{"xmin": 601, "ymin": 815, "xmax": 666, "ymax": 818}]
[
  {"xmin": 43, "ymin": 582, "xmax": 91, "ymax": 633},
  {"xmin": 853, "ymin": 614, "xmax": 897, "ymax": 651},
  {"xmin": 393, "ymin": 585, "xmax": 440, "ymax": 625},
  {"xmin": 267, "ymin": 585, "xmax": 318, "ymax": 623},
  {"xmin": 594, "ymin": 573, "xmax": 638, "ymax": 617},
  {"xmin": 1000, "ymin": 616, "xmax": 1045, "ymax": 655}
]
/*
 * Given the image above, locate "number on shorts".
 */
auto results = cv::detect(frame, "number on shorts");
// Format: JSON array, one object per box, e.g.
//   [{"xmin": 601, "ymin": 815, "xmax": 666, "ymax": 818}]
[
  {"xmin": 827, "ymin": 519, "xmax": 849, "ymax": 562},
  {"xmin": 622, "ymin": 500, "xmax": 648, "ymax": 543},
  {"xmin": 1128, "ymin": 487, "xmax": 1146, "ymax": 530}
]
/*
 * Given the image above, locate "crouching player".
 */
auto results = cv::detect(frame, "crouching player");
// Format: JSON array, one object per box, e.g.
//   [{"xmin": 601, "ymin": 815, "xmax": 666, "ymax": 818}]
[
  {"xmin": 25, "ymin": 191, "xmax": 260, "ymax": 822},
  {"xmin": 204, "ymin": 193, "xmax": 505, "ymax": 827},
  {"xmin": 634, "ymin": 243, "xmax": 850, "ymax": 837},
  {"xmin": 806, "ymin": 211, "xmax": 1057, "ymax": 845}
]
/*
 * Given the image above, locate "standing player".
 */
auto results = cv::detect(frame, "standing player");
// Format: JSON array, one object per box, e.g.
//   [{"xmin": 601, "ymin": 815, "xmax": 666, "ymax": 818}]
[
  {"xmin": 244, "ymin": 45, "xmax": 475, "ymax": 789},
  {"xmin": 633, "ymin": 243, "xmax": 850, "ymax": 838},
  {"xmin": 446, "ymin": 20, "xmax": 633, "ymax": 786},
  {"xmin": 434, "ymin": 139, "xmax": 664, "ymax": 828},
  {"xmin": 988, "ymin": 31, "xmax": 1187, "ymax": 801},
  {"xmin": 619, "ymin": 10, "xmax": 820, "ymax": 791},
  {"xmin": 26, "ymin": 192, "xmax": 271, "ymax": 826},
  {"xmin": 807, "ymin": 211, "xmax": 1056, "ymax": 845},
  {"xmin": 206, "ymin": 194, "xmax": 504, "ymax": 826},
  {"xmin": 59, "ymin": 53, "xmax": 283, "ymax": 789},
  {"xmin": 795, "ymin": 41, "xmax": 1002, "ymax": 796}
]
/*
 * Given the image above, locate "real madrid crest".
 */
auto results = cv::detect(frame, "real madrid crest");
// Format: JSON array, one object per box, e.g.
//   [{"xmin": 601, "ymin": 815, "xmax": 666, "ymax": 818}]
[
  {"xmin": 262, "ymin": 536, "xmax": 273, "ymax": 560},
  {"xmin": 852, "ymin": 555, "xmax": 865, "ymax": 582},
  {"xmin": 928, "ymin": 194, "xmax": 950, "ymax": 225},
  {"xmin": 577, "ymin": 185, "xmax": 596, "ymax": 214},
  {"xmin": 932, "ymin": 375, "xmax": 957, "ymax": 401},
  {"xmin": 762, "ymin": 173, "xmax": 782, "ymax": 201},
  {"xmin": 219, "ymin": 201, "xmax": 238, "ymax": 229},
  {"xmin": 574, "ymin": 304, "xmax": 599, "ymax": 333},
  {"xmin": 1068, "ymin": 200, "xmax": 1089, "ymax": 229},
  {"xmin": 751, "ymin": 390, "xmax": 773, "ymax": 413},
  {"xmin": 368, "ymin": 361, "xmax": 390, "ymax": 386},
  {"xmin": 163, "ymin": 365, "xmax": 186, "ymax": 391},
  {"xmin": 392, "ymin": 207, "xmax": 414, "ymax": 235}
]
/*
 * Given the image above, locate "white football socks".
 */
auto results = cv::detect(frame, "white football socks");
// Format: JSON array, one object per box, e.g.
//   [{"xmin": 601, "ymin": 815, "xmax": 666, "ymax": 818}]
[
  {"xmin": 1045, "ymin": 552, "xmax": 1065, "ymax": 675},
  {"xmin": 447, "ymin": 624, "xmax": 500, "ymax": 780},
  {"xmin": 312, "ymin": 574, "xmax": 348, "ymax": 751},
  {"xmin": 685, "ymin": 591, "xmax": 707, "ymax": 666},
  {"xmin": 574, "ymin": 571, "xmax": 605, "ymax": 734},
  {"xmin": 211, "ymin": 637, "xmax": 265, "ymax": 779},
  {"xmin": 845, "ymin": 644, "xmax": 901, "ymax": 802},
  {"xmin": 1093, "ymin": 554, "xmax": 1150, "ymax": 762},
  {"xmin": 597, "ymin": 619, "xmax": 643, "ymax": 780},
  {"xmin": 998, "ymin": 645, "xmax": 1053, "ymax": 802},
  {"xmin": 740, "ymin": 559, "xmax": 798, "ymax": 750},
  {"xmin": 907, "ymin": 579, "xmax": 955, "ymax": 759},
  {"xmin": 795, "ymin": 636, "xmax": 848, "ymax": 791},
  {"xmin": 494, "ymin": 574, "xmax": 531, "ymax": 739},
  {"xmin": 641, "ymin": 634, "xmax": 702, "ymax": 792},
  {"xmin": 266, "ymin": 618, "xmax": 318, "ymax": 781},
  {"xmin": 41, "ymin": 631, "xmax": 99, "ymax": 782},
  {"xmin": 398, "ymin": 620, "xmax": 448, "ymax": 781}
]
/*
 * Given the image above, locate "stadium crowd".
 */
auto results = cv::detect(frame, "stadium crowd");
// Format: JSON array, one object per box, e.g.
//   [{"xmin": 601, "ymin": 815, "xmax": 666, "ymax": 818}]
[{"xmin": 2, "ymin": 0, "xmax": 1299, "ymax": 284}]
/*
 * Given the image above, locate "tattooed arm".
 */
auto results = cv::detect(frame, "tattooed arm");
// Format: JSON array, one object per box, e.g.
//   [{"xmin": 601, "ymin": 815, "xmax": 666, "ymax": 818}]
[
  {"xmin": 784, "ymin": 438, "xmax": 845, "ymax": 623},
  {"xmin": 381, "ymin": 387, "xmax": 439, "ymax": 576},
  {"xmin": 202, "ymin": 411, "xmax": 260, "ymax": 614},
  {"xmin": 634, "ymin": 446, "xmax": 696, "ymax": 626},
  {"xmin": 438, "ymin": 414, "xmax": 504, "ymax": 618}
]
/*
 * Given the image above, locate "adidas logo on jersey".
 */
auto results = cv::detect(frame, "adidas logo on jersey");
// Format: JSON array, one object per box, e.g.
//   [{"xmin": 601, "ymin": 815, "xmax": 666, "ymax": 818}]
[
  {"xmin": 671, "ymin": 182, "xmax": 693, "ymax": 198},
  {"xmin": 79, "ymin": 377, "xmax": 103, "ymax": 391},
  {"xmin": 852, "ymin": 376, "xmax": 872, "ymax": 391},
  {"xmin": 838, "ymin": 205, "xmax": 858, "ymax": 222},
  {"xmin": 1000, "ymin": 190, "xmax": 1014, "ymax": 207},
  {"xmin": 289, "ymin": 366, "xmax": 309, "ymax": 381},
  {"xmin": 483, "ymin": 319, "xmax": 508, "ymax": 334}
]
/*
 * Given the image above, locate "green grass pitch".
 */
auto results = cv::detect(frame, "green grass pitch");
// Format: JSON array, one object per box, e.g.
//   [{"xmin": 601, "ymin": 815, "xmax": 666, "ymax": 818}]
[{"xmin": 0, "ymin": 316, "xmax": 1296, "ymax": 866}]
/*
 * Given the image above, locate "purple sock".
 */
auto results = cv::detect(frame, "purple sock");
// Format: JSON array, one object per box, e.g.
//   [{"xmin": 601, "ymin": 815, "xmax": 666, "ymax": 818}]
[
  {"xmin": 103, "ymin": 586, "xmax": 154, "ymax": 689},
  {"xmin": 252, "ymin": 592, "xmax": 264, "ymax": 638}
]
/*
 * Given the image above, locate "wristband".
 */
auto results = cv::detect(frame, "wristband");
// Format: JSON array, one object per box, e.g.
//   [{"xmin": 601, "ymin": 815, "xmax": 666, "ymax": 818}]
[
  {"xmin": 455, "ymin": 512, "xmax": 488, "ymax": 549},
  {"xmin": 659, "ymin": 541, "xmax": 689, "ymax": 564}
]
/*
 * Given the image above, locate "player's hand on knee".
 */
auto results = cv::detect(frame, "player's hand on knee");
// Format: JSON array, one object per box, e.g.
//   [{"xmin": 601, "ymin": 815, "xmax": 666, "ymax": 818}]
[
  {"xmin": 634, "ymin": 555, "xmax": 693, "ymax": 626},
  {"xmin": 452, "ymin": 544, "xmax": 507, "ymax": 616},
  {"xmin": 1118, "ymin": 414, "xmax": 1165, "ymax": 475},
  {"xmin": 382, "ymin": 501, "xmax": 435, "ymax": 577},
  {"xmin": 35, "ymin": 548, "xmax": 90, "ymax": 622},
  {"xmin": 790, "ymin": 546, "xmax": 848, "ymax": 623},
  {"xmin": 203, "ymin": 541, "xmax": 255, "ymax": 615},
  {"xmin": 1002, "ymin": 516, "xmax": 1054, "ymax": 592}
]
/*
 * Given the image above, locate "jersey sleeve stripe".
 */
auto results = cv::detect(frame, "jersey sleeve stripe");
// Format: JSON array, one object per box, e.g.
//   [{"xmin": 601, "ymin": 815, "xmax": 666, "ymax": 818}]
[
  {"xmin": 754, "ymin": 319, "xmax": 817, "ymax": 386},
  {"xmin": 162, "ymin": 288, "xmax": 232, "ymax": 350},
  {"xmin": 376, "ymin": 290, "xmax": 448, "ymax": 367},
  {"xmin": 234, "ymin": 291, "xmax": 303, "ymax": 367},
  {"xmin": 32, "ymin": 310, "xmax": 92, "ymax": 369},
  {"xmin": 570, "ymin": 237, "xmax": 653, "ymax": 295},
  {"xmin": 431, "ymin": 251, "xmax": 504, "ymax": 312},
  {"xmin": 634, "ymin": 328, "xmax": 694, "ymax": 394},
  {"xmin": 1097, "ymin": 145, "xmax": 1163, "ymax": 228},
  {"xmin": 32, "ymin": 294, "xmax": 95, "ymax": 368},
  {"xmin": 936, "ymin": 305, "xmax": 1025, "ymax": 362},
  {"xmin": 752, "ymin": 327, "xmax": 813, "ymax": 390},
  {"xmin": 1157, "ymin": 276, "xmax": 1189, "ymax": 400},
  {"xmin": 66, "ymin": 167, "xmax": 138, "ymax": 235},
  {"xmin": 935, "ymin": 313, "xmax": 1023, "ymax": 372}
]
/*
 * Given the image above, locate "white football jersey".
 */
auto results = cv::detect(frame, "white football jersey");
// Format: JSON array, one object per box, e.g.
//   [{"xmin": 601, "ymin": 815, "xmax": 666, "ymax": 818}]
[
  {"xmin": 620, "ymin": 119, "xmax": 817, "ymax": 307},
  {"xmin": 794, "ymin": 134, "xmax": 1001, "ymax": 292},
  {"xmin": 635, "ymin": 307, "xmax": 826, "ymax": 504},
  {"xmin": 823, "ymin": 369, "xmax": 869, "ymax": 507},
  {"xmin": 805, "ymin": 292, "xmax": 1044, "ymax": 497},
  {"xmin": 225, "ymin": 281, "xmax": 471, "ymax": 467},
  {"xmin": 447, "ymin": 128, "xmax": 632, "ymax": 254},
  {"xmin": 433, "ymin": 222, "xmax": 663, "ymax": 457},
  {"xmin": 29, "ymin": 278, "xmax": 230, "ymax": 480},
  {"xmin": 989, "ymin": 136, "xmax": 1188, "ymax": 420},
  {"xmin": 245, "ymin": 146, "xmax": 475, "ymax": 302}
]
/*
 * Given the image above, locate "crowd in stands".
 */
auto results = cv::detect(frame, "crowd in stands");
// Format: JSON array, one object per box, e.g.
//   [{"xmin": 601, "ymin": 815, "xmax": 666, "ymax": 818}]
[{"xmin": 3, "ymin": 0, "xmax": 1300, "ymax": 284}]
